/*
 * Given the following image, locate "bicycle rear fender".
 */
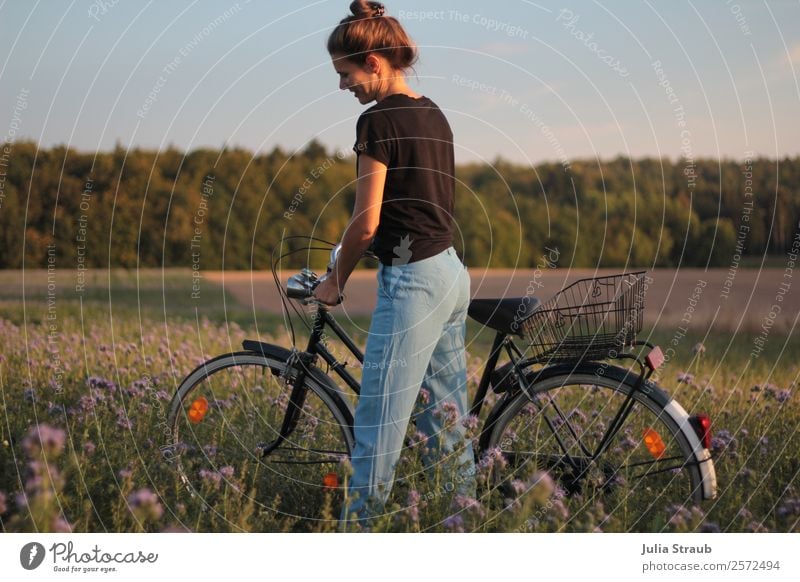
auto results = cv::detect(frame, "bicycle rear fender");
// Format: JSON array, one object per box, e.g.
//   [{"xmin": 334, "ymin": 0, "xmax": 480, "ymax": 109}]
[
  {"xmin": 534, "ymin": 365, "xmax": 716, "ymax": 499},
  {"xmin": 241, "ymin": 340, "xmax": 355, "ymax": 429},
  {"xmin": 523, "ymin": 362, "xmax": 673, "ymax": 408},
  {"xmin": 662, "ymin": 398, "xmax": 718, "ymax": 500},
  {"xmin": 479, "ymin": 361, "xmax": 668, "ymax": 453},
  {"xmin": 480, "ymin": 361, "xmax": 716, "ymax": 500}
]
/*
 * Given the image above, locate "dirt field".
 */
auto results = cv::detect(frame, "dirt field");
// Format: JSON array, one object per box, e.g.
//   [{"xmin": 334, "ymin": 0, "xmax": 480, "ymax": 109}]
[{"xmin": 207, "ymin": 268, "xmax": 798, "ymax": 334}]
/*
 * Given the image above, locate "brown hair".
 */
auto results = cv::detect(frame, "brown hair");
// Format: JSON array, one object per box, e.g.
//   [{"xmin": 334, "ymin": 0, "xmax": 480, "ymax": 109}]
[{"xmin": 327, "ymin": 1, "xmax": 417, "ymax": 70}]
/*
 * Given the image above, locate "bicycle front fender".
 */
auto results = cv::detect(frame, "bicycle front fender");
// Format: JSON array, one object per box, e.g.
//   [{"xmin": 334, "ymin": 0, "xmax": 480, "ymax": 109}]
[{"xmin": 242, "ymin": 339, "xmax": 355, "ymax": 430}]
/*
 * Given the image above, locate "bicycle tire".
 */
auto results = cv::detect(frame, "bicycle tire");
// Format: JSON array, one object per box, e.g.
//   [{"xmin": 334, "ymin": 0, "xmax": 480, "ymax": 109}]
[
  {"xmin": 164, "ymin": 350, "xmax": 354, "ymax": 530},
  {"xmin": 480, "ymin": 367, "xmax": 704, "ymax": 531}
]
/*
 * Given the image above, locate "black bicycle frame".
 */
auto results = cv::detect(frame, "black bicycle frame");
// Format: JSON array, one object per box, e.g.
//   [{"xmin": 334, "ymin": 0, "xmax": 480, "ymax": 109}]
[
  {"xmin": 306, "ymin": 308, "xmax": 365, "ymax": 395},
  {"xmin": 309, "ymin": 310, "xmax": 513, "ymax": 416},
  {"xmin": 273, "ymin": 305, "xmax": 657, "ymax": 475}
]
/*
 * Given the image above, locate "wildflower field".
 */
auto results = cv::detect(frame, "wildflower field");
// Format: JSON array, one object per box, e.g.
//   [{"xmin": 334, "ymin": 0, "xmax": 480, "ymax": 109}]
[{"xmin": 0, "ymin": 269, "xmax": 798, "ymax": 533}]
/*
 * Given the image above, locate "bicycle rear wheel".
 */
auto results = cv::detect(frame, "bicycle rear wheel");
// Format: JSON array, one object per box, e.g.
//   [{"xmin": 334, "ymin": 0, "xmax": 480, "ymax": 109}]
[
  {"xmin": 480, "ymin": 368, "xmax": 704, "ymax": 531},
  {"xmin": 165, "ymin": 351, "xmax": 353, "ymax": 530}
]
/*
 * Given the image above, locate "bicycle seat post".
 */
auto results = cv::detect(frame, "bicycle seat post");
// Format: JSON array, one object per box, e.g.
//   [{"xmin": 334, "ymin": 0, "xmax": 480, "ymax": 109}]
[{"xmin": 469, "ymin": 331, "xmax": 507, "ymax": 418}]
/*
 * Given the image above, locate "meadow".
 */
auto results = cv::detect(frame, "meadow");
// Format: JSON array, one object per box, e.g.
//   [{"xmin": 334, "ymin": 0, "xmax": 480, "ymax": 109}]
[{"xmin": 0, "ymin": 268, "xmax": 797, "ymax": 533}]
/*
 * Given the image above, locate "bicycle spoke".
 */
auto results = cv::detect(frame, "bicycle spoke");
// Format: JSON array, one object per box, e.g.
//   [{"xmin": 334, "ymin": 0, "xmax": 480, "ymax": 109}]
[
  {"xmin": 169, "ymin": 355, "xmax": 352, "ymax": 529},
  {"xmin": 483, "ymin": 371, "xmax": 702, "ymax": 530}
]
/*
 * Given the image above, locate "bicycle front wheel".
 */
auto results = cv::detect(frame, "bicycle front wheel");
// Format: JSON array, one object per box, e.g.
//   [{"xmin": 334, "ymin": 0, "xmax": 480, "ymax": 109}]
[
  {"xmin": 165, "ymin": 351, "xmax": 353, "ymax": 530},
  {"xmin": 480, "ymin": 368, "xmax": 703, "ymax": 531}
]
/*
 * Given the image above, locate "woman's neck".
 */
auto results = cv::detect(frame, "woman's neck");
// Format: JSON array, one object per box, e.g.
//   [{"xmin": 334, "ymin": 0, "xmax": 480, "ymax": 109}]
[{"xmin": 374, "ymin": 76, "xmax": 420, "ymax": 102}]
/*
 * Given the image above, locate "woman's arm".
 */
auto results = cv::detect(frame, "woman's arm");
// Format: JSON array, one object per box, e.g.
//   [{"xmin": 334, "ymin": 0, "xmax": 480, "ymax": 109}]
[{"xmin": 313, "ymin": 154, "xmax": 386, "ymax": 305}]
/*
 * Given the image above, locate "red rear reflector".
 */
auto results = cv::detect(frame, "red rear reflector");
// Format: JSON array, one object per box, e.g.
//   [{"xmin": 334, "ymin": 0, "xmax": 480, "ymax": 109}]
[
  {"xmin": 645, "ymin": 346, "xmax": 665, "ymax": 371},
  {"xmin": 642, "ymin": 428, "xmax": 666, "ymax": 459},
  {"xmin": 690, "ymin": 414, "xmax": 712, "ymax": 449},
  {"xmin": 188, "ymin": 396, "xmax": 209, "ymax": 424}
]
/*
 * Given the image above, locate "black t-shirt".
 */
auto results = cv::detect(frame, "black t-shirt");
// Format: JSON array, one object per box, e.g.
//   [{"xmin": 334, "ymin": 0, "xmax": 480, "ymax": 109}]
[{"xmin": 353, "ymin": 94, "xmax": 455, "ymax": 265}]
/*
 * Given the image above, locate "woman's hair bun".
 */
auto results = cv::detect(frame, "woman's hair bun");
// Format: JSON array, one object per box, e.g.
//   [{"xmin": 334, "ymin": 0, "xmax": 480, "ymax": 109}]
[
  {"xmin": 350, "ymin": 1, "xmax": 385, "ymax": 19},
  {"xmin": 329, "ymin": 1, "xmax": 416, "ymax": 70}
]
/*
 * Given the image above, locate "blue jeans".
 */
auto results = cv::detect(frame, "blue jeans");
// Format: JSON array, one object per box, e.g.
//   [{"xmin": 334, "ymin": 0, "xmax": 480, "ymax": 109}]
[{"xmin": 340, "ymin": 247, "xmax": 475, "ymax": 526}]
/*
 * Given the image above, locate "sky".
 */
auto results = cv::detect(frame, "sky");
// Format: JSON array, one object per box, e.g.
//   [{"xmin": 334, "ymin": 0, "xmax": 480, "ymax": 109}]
[{"xmin": 1, "ymin": 0, "xmax": 799, "ymax": 165}]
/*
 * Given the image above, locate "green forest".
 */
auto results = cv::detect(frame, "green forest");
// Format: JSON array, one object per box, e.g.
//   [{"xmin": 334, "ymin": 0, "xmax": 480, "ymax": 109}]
[{"xmin": 0, "ymin": 140, "xmax": 797, "ymax": 269}]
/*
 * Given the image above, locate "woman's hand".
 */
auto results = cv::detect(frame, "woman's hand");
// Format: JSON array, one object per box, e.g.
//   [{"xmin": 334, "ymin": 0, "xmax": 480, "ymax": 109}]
[{"xmin": 313, "ymin": 275, "xmax": 343, "ymax": 306}]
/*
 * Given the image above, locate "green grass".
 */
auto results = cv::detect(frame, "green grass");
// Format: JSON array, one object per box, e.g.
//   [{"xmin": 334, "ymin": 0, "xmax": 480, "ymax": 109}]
[{"xmin": 0, "ymin": 271, "xmax": 798, "ymax": 532}]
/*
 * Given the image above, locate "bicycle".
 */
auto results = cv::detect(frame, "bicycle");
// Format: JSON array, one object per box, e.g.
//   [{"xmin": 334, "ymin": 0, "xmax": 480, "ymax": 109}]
[{"xmin": 164, "ymin": 238, "xmax": 717, "ymax": 530}]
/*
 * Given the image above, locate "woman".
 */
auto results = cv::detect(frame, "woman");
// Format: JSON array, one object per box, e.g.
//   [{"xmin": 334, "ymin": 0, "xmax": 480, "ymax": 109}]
[{"xmin": 314, "ymin": 0, "xmax": 475, "ymax": 527}]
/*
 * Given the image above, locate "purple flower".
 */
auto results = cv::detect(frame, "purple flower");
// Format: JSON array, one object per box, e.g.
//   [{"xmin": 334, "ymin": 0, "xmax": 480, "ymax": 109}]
[
  {"xmin": 692, "ymin": 342, "xmax": 706, "ymax": 355},
  {"xmin": 776, "ymin": 498, "xmax": 800, "ymax": 520},
  {"xmin": 478, "ymin": 447, "xmax": 508, "ymax": 472},
  {"xmin": 78, "ymin": 395, "xmax": 96, "ymax": 413},
  {"xmin": 15, "ymin": 492, "xmax": 29, "ymax": 509},
  {"xmin": 510, "ymin": 479, "xmax": 527, "ymax": 495},
  {"xmin": 87, "ymin": 376, "xmax": 117, "ymax": 393},
  {"xmin": 737, "ymin": 507, "xmax": 752, "ymax": 520},
  {"xmin": 550, "ymin": 499, "xmax": 569, "ymax": 520},
  {"xmin": 443, "ymin": 514, "xmax": 464, "ymax": 532},
  {"xmin": 406, "ymin": 490, "xmax": 421, "ymax": 523},
  {"xmin": 199, "ymin": 469, "xmax": 222, "ymax": 489},
  {"xmin": 762, "ymin": 383, "xmax": 779, "ymax": 398},
  {"xmin": 711, "ymin": 429, "xmax": 737, "ymax": 454},
  {"xmin": 619, "ymin": 435, "xmax": 638, "ymax": 450},
  {"xmin": 453, "ymin": 495, "xmax": 486, "ymax": 518},
  {"xmin": 434, "ymin": 401, "xmax": 460, "ymax": 429},
  {"xmin": 418, "ymin": 388, "xmax": 430, "ymax": 405},
  {"xmin": 83, "ymin": 441, "xmax": 96, "ymax": 455},
  {"xmin": 219, "ymin": 466, "xmax": 235, "ymax": 479},
  {"xmin": 52, "ymin": 516, "xmax": 73, "ymax": 533},
  {"xmin": 677, "ymin": 372, "xmax": 695, "ymax": 384},
  {"xmin": 776, "ymin": 389, "xmax": 791, "ymax": 404},
  {"xmin": 116, "ymin": 412, "xmax": 133, "ymax": 430},
  {"xmin": 22, "ymin": 424, "xmax": 66, "ymax": 458},
  {"xmin": 666, "ymin": 504, "xmax": 692, "ymax": 528},
  {"xmin": 568, "ymin": 408, "xmax": 587, "ymax": 423},
  {"xmin": 128, "ymin": 488, "xmax": 164, "ymax": 521},
  {"xmin": 461, "ymin": 415, "xmax": 480, "ymax": 431},
  {"xmin": 409, "ymin": 431, "xmax": 429, "ymax": 449}
]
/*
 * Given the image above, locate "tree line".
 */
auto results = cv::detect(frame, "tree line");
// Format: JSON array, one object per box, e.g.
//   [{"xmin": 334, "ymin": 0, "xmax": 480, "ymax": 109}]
[{"xmin": 1, "ymin": 140, "xmax": 797, "ymax": 270}]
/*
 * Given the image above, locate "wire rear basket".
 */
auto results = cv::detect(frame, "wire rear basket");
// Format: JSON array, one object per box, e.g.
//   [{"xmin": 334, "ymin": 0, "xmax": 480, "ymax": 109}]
[{"xmin": 521, "ymin": 272, "xmax": 648, "ymax": 363}]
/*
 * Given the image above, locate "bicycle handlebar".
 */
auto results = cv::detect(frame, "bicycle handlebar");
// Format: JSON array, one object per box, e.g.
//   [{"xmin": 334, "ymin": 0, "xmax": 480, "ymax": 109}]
[{"xmin": 285, "ymin": 243, "xmax": 378, "ymax": 304}]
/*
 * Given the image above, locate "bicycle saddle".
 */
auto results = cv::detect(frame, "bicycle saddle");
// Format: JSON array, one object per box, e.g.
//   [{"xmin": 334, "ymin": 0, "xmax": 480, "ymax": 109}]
[{"xmin": 468, "ymin": 297, "xmax": 541, "ymax": 336}]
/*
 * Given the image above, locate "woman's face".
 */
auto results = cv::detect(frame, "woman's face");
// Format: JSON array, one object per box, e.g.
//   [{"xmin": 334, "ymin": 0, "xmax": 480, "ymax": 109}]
[{"xmin": 331, "ymin": 54, "xmax": 378, "ymax": 104}]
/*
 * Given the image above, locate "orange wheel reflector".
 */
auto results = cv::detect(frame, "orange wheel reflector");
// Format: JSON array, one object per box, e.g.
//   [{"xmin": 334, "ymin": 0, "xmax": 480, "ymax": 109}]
[
  {"xmin": 188, "ymin": 396, "xmax": 209, "ymax": 424},
  {"xmin": 322, "ymin": 472, "xmax": 339, "ymax": 489},
  {"xmin": 642, "ymin": 428, "xmax": 666, "ymax": 459}
]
